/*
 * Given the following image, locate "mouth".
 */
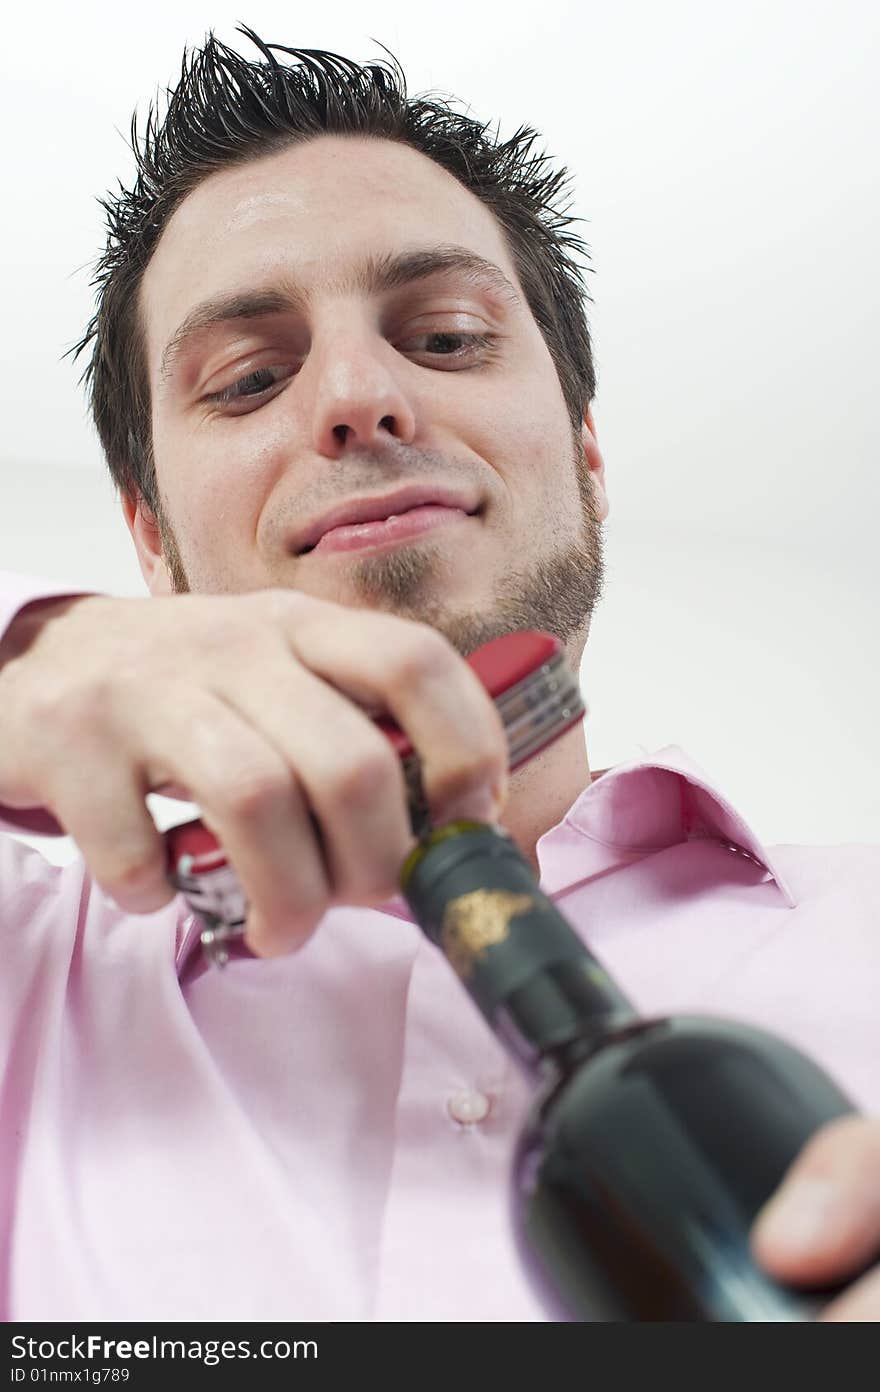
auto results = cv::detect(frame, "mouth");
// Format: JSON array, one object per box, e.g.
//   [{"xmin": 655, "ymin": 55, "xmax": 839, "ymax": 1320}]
[
  {"xmin": 301, "ymin": 503, "xmax": 478, "ymax": 556},
  {"xmin": 293, "ymin": 486, "xmax": 482, "ymax": 556}
]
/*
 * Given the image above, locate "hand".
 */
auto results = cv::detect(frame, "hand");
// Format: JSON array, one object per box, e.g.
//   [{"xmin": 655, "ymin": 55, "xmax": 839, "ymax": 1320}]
[
  {"xmin": 750, "ymin": 1114, "xmax": 880, "ymax": 1320},
  {"xmin": 0, "ymin": 589, "xmax": 508, "ymax": 956}
]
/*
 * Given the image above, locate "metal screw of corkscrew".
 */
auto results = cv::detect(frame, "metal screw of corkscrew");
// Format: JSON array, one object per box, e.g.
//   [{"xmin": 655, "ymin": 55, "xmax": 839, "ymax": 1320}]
[{"xmin": 176, "ymin": 852, "xmax": 249, "ymax": 968}]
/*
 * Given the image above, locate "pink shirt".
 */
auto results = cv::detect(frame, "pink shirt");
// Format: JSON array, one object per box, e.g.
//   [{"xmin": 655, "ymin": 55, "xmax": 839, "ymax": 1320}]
[{"xmin": 0, "ymin": 570, "xmax": 877, "ymax": 1322}]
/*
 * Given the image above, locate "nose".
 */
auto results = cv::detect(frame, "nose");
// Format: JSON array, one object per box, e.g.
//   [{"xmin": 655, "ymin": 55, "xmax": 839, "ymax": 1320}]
[{"xmin": 305, "ymin": 326, "xmax": 418, "ymax": 458}]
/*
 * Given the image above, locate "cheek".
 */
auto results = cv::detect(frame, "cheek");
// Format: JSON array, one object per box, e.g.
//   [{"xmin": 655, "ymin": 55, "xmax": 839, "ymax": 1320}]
[
  {"xmin": 475, "ymin": 347, "xmax": 573, "ymax": 491},
  {"xmin": 156, "ymin": 415, "xmax": 275, "ymax": 532},
  {"xmin": 484, "ymin": 409, "xmax": 575, "ymax": 511}
]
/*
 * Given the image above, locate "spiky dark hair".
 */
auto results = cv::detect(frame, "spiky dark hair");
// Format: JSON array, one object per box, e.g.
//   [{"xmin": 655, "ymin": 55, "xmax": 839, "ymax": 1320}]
[{"xmin": 68, "ymin": 24, "xmax": 598, "ymax": 516}]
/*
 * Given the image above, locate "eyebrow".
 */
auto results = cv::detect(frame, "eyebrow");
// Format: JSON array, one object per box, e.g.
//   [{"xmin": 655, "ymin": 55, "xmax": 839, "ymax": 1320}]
[{"xmin": 158, "ymin": 244, "xmax": 522, "ymax": 383}]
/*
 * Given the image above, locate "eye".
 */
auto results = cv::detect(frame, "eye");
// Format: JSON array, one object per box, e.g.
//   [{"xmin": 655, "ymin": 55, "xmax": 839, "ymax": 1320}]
[
  {"xmin": 205, "ymin": 365, "xmax": 292, "ymax": 408},
  {"xmin": 203, "ymin": 330, "xmax": 499, "ymax": 415},
  {"xmin": 400, "ymin": 330, "xmax": 498, "ymax": 361}
]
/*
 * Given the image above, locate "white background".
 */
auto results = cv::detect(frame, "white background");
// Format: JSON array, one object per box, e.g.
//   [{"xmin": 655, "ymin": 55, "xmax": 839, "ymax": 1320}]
[{"xmin": 1, "ymin": 0, "xmax": 877, "ymax": 865}]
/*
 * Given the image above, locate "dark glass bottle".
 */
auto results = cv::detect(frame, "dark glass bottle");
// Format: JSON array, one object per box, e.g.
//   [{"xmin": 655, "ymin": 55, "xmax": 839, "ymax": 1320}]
[{"xmin": 400, "ymin": 821, "xmax": 860, "ymax": 1322}]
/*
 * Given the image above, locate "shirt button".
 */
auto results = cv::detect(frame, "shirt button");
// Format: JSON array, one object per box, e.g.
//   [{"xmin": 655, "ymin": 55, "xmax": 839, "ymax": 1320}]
[{"xmin": 447, "ymin": 1090, "xmax": 492, "ymax": 1126}]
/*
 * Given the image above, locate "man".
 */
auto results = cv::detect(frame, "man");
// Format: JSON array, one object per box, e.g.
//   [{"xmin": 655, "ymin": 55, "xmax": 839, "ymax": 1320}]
[{"xmin": 0, "ymin": 26, "xmax": 877, "ymax": 1321}]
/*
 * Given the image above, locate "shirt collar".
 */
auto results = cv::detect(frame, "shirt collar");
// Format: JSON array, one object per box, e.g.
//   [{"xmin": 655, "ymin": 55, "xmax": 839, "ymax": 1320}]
[
  {"xmin": 535, "ymin": 743, "xmax": 797, "ymax": 906},
  {"xmin": 377, "ymin": 742, "xmax": 797, "ymax": 920},
  {"xmin": 175, "ymin": 741, "xmax": 797, "ymax": 973}
]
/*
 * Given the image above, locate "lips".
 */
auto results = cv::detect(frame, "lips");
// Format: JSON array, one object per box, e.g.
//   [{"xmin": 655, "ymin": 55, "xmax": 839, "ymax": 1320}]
[
  {"xmin": 311, "ymin": 503, "xmax": 473, "ymax": 555},
  {"xmin": 293, "ymin": 485, "xmax": 480, "ymax": 555}
]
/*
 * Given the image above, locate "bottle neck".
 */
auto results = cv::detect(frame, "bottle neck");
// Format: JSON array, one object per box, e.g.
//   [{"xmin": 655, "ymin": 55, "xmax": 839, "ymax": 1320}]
[{"xmin": 400, "ymin": 822, "xmax": 639, "ymax": 1079}]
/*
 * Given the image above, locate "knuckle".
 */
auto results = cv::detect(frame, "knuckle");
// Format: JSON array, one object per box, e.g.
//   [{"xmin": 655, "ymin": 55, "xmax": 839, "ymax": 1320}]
[
  {"xmin": 262, "ymin": 587, "xmax": 317, "ymax": 625},
  {"xmin": 71, "ymin": 670, "xmax": 122, "ymax": 723},
  {"xmin": 200, "ymin": 612, "xmax": 252, "ymax": 657},
  {"xmin": 34, "ymin": 674, "xmax": 101, "ymax": 730},
  {"xmin": 219, "ymin": 762, "xmax": 293, "ymax": 820},
  {"xmin": 323, "ymin": 744, "xmax": 400, "ymax": 810},
  {"xmin": 390, "ymin": 625, "xmax": 454, "ymax": 692}
]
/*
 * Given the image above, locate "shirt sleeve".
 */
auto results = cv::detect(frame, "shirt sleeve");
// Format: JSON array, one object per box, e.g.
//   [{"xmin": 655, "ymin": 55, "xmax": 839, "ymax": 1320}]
[{"xmin": 0, "ymin": 570, "xmax": 102, "ymax": 837}]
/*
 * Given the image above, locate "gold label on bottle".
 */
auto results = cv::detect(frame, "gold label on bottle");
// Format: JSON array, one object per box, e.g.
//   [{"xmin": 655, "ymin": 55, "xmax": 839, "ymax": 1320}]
[{"xmin": 440, "ymin": 890, "xmax": 536, "ymax": 979}]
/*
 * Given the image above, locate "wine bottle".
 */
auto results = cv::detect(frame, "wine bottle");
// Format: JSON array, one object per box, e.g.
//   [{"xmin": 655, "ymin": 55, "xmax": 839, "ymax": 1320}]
[{"xmin": 400, "ymin": 820, "xmax": 860, "ymax": 1322}]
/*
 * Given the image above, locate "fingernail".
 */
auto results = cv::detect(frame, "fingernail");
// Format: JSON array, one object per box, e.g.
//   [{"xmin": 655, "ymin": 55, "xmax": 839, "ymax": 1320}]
[{"xmin": 754, "ymin": 1179, "xmax": 839, "ymax": 1253}]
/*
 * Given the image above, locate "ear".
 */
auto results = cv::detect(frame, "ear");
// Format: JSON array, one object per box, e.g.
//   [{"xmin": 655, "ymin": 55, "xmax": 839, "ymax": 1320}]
[
  {"xmin": 581, "ymin": 405, "xmax": 609, "ymax": 521},
  {"xmin": 121, "ymin": 490, "xmax": 175, "ymax": 595}
]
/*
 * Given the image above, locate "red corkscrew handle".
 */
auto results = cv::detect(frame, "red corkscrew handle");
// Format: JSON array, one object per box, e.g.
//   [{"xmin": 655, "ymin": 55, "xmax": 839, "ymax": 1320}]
[
  {"xmin": 165, "ymin": 629, "xmax": 584, "ymax": 915},
  {"xmin": 373, "ymin": 630, "xmax": 565, "ymax": 759}
]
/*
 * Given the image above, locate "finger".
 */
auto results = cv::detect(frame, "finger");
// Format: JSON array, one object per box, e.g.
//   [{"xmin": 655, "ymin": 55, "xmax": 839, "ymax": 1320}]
[
  {"xmin": 216, "ymin": 658, "xmax": 416, "ymax": 907},
  {"xmin": 751, "ymin": 1115, "xmax": 880, "ymax": 1286},
  {"xmin": 271, "ymin": 593, "xmax": 509, "ymax": 823},
  {"xmin": 47, "ymin": 743, "xmax": 182, "ymax": 916},
  {"xmin": 817, "ymin": 1261, "xmax": 880, "ymax": 1321},
  {"xmin": 134, "ymin": 683, "xmax": 332, "ymax": 952}
]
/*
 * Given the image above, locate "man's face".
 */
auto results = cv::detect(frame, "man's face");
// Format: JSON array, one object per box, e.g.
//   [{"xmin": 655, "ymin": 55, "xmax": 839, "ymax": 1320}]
[{"xmin": 129, "ymin": 133, "xmax": 609, "ymax": 660}]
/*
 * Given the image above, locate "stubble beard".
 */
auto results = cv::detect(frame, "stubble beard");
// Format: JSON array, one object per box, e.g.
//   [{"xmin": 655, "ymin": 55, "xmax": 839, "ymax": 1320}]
[{"xmin": 154, "ymin": 433, "xmax": 606, "ymax": 664}]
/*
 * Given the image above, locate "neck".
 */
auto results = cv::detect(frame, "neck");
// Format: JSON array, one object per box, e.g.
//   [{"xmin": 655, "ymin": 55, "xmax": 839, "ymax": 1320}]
[{"xmin": 495, "ymin": 722, "xmax": 593, "ymax": 879}]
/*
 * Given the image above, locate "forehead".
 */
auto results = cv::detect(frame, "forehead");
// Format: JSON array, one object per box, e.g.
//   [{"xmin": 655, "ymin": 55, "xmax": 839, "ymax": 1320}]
[{"xmin": 140, "ymin": 134, "xmax": 518, "ymax": 379}]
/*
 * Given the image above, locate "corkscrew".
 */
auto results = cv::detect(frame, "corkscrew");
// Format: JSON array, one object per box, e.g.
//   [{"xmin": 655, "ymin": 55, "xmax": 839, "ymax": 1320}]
[{"xmin": 164, "ymin": 630, "xmax": 586, "ymax": 967}]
